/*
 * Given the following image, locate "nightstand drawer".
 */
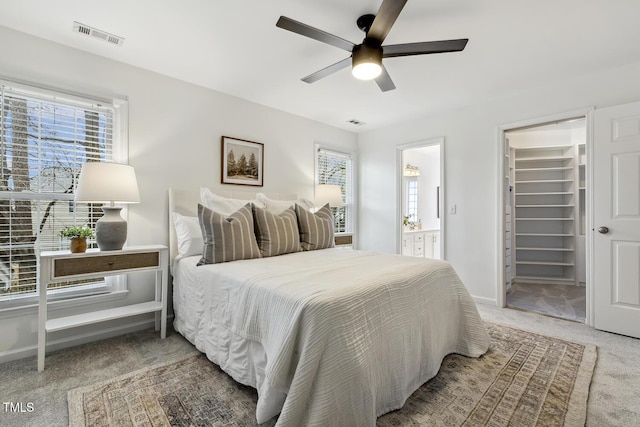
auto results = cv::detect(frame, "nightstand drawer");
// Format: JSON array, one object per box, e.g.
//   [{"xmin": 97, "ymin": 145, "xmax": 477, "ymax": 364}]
[{"xmin": 53, "ymin": 252, "xmax": 160, "ymax": 278}]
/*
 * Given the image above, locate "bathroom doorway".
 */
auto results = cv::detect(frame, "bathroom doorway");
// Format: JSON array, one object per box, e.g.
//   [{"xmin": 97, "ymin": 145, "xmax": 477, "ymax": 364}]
[{"xmin": 397, "ymin": 138, "xmax": 444, "ymax": 259}]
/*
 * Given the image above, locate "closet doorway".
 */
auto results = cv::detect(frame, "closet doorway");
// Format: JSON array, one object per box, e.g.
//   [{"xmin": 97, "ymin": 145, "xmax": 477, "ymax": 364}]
[
  {"xmin": 397, "ymin": 138, "xmax": 444, "ymax": 260},
  {"xmin": 503, "ymin": 117, "xmax": 587, "ymax": 322}
]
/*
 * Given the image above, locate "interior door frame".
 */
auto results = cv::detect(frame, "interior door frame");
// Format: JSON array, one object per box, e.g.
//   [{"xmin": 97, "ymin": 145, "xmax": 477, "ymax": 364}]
[
  {"xmin": 495, "ymin": 108, "xmax": 595, "ymax": 326},
  {"xmin": 396, "ymin": 137, "xmax": 445, "ymax": 258}
]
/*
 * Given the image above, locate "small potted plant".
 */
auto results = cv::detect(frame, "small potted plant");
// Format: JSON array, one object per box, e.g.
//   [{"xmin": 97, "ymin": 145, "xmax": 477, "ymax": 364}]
[
  {"xmin": 60, "ymin": 225, "xmax": 95, "ymax": 253},
  {"xmin": 403, "ymin": 214, "xmax": 416, "ymax": 231}
]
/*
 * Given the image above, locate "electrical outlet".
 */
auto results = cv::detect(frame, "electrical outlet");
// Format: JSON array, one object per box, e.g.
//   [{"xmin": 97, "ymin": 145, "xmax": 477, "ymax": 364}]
[{"xmin": 448, "ymin": 204, "xmax": 457, "ymax": 215}]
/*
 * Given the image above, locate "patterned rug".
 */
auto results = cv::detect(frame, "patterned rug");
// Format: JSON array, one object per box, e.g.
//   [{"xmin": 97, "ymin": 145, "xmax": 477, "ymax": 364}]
[{"xmin": 68, "ymin": 323, "xmax": 596, "ymax": 426}]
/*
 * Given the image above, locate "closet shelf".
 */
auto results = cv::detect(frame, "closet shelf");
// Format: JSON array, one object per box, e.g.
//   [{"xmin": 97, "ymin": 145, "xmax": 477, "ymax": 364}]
[
  {"xmin": 516, "ymin": 204, "xmax": 575, "ymax": 208},
  {"xmin": 516, "ymin": 217, "xmax": 574, "ymax": 221},
  {"xmin": 515, "ymin": 261, "xmax": 575, "ymax": 266},
  {"xmin": 515, "ymin": 179, "xmax": 574, "ymax": 184},
  {"xmin": 515, "ymin": 145, "xmax": 574, "ymax": 151},
  {"xmin": 516, "ymin": 233, "xmax": 574, "ymax": 237},
  {"xmin": 515, "ymin": 192, "xmax": 574, "ymax": 195},
  {"xmin": 516, "ymin": 166, "xmax": 573, "ymax": 172},
  {"xmin": 515, "ymin": 156, "xmax": 573, "ymax": 162},
  {"xmin": 516, "ymin": 247, "xmax": 575, "ymax": 252},
  {"xmin": 514, "ymin": 275, "xmax": 575, "ymax": 282},
  {"xmin": 511, "ymin": 143, "xmax": 580, "ymax": 286}
]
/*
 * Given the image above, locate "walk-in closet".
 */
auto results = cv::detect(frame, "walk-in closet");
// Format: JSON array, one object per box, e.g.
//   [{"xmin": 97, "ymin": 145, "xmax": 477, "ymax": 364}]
[{"xmin": 504, "ymin": 118, "xmax": 586, "ymax": 321}]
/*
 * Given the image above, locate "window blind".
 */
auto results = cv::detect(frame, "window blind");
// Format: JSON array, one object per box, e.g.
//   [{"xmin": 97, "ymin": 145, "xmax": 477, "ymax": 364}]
[
  {"xmin": 0, "ymin": 82, "xmax": 114, "ymax": 299},
  {"xmin": 316, "ymin": 148, "xmax": 353, "ymax": 234}
]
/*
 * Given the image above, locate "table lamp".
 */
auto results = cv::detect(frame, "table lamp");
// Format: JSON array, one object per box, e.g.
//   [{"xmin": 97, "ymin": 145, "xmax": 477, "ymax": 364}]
[
  {"xmin": 75, "ymin": 162, "xmax": 140, "ymax": 251},
  {"xmin": 314, "ymin": 184, "xmax": 345, "ymax": 209}
]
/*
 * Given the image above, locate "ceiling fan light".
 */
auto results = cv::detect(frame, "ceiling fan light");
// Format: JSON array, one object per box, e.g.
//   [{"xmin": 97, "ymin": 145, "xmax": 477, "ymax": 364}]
[
  {"xmin": 352, "ymin": 62, "xmax": 382, "ymax": 80},
  {"xmin": 352, "ymin": 44, "xmax": 383, "ymax": 80}
]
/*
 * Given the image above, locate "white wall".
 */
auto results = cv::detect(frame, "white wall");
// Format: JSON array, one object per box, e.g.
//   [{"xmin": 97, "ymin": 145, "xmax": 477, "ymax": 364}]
[
  {"xmin": 358, "ymin": 60, "xmax": 640, "ymax": 304},
  {"xmin": 0, "ymin": 25, "xmax": 357, "ymax": 362}
]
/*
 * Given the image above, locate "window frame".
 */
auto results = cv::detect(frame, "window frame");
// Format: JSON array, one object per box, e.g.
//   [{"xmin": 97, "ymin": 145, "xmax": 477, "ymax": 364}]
[
  {"xmin": 406, "ymin": 177, "xmax": 419, "ymax": 222},
  {"xmin": 0, "ymin": 79, "xmax": 129, "ymax": 310},
  {"xmin": 315, "ymin": 145, "xmax": 355, "ymax": 236}
]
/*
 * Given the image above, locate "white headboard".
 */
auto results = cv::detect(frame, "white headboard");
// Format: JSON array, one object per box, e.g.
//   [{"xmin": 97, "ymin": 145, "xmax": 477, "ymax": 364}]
[{"xmin": 168, "ymin": 188, "xmax": 297, "ymax": 262}]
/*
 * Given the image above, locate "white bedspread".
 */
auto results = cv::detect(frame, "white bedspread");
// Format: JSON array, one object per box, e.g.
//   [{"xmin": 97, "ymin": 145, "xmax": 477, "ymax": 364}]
[{"xmin": 173, "ymin": 249, "xmax": 489, "ymax": 426}]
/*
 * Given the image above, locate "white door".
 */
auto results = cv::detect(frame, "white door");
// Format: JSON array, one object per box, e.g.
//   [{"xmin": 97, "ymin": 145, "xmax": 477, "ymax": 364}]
[{"xmin": 593, "ymin": 101, "xmax": 640, "ymax": 339}]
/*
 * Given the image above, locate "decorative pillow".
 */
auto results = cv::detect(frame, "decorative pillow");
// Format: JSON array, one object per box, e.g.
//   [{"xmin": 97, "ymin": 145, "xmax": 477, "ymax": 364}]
[
  {"xmin": 172, "ymin": 212, "xmax": 203, "ymax": 257},
  {"xmin": 197, "ymin": 203, "xmax": 261, "ymax": 265},
  {"xmin": 200, "ymin": 187, "xmax": 264, "ymax": 216},
  {"xmin": 253, "ymin": 205, "xmax": 301, "ymax": 257},
  {"xmin": 256, "ymin": 193, "xmax": 314, "ymax": 214},
  {"xmin": 295, "ymin": 203, "xmax": 335, "ymax": 251}
]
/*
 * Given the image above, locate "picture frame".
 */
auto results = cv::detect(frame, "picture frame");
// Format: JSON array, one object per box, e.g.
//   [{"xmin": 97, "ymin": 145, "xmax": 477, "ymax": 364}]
[{"xmin": 221, "ymin": 136, "xmax": 264, "ymax": 186}]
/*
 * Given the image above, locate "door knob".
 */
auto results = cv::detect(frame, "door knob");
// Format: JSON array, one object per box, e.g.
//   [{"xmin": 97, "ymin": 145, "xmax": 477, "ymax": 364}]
[{"xmin": 598, "ymin": 226, "xmax": 609, "ymax": 234}]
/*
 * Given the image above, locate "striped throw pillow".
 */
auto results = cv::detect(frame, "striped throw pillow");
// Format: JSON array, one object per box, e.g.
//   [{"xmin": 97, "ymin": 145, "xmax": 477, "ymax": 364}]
[
  {"xmin": 253, "ymin": 205, "xmax": 302, "ymax": 257},
  {"xmin": 295, "ymin": 203, "xmax": 335, "ymax": 251},
  {"xmin": 197, "ymin": 203, "xmax": 261, "ymax": 265}
]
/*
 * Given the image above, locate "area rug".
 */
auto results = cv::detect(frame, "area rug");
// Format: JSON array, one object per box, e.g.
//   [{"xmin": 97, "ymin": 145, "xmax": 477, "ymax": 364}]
[{"xmin": 68, "ymin": 323, "xmax": 597, "ymax": 426}]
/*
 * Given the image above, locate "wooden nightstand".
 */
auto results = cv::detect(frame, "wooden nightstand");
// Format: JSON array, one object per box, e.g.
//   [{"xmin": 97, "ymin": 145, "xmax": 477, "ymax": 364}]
[{"xmin": 37, "ymin": 245, "xmax": 168, "ymax": 371}]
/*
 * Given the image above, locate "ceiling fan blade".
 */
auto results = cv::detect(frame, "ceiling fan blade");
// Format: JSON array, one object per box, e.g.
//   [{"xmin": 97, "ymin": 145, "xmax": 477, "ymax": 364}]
[
  {"xmin": 277, "ymin": 16, "xmax": 354, "ymax": 52},
  {"xmin": 301, "ymin": 57, "xmax": 352, "ymax": 84},
  {"xmin": 375, "ymin": 65, "xmax": 396, "ymax": 92},
  {"xmin": 367, "ymin": 0, "xmax": 408, "ymax": 45},
  {"xmin": 383, "ymin": 39, "xmax": 469, "ymax": 58}
]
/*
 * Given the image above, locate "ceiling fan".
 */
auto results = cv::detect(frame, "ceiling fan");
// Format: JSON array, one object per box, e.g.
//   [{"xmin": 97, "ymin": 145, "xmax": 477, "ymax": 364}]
[{"xmin": 276, "ymin": 0, "xmax": 468, "ymax": 92}]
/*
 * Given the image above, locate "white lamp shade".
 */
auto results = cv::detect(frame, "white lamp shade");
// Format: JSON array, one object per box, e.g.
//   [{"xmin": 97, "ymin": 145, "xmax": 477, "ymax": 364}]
[
  {"xmin": 75, "ymin": 162, "xmax": 140, "ymax": 204},
  {"xmin": 315, "ymin": 184, "xmax": 344, "ymax": 208}
]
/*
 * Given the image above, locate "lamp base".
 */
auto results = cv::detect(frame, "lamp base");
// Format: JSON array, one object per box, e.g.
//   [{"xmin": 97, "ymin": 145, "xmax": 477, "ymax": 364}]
[{"xmin": 96, "ymin": 207, "xmax": 127, "ymax": 251}]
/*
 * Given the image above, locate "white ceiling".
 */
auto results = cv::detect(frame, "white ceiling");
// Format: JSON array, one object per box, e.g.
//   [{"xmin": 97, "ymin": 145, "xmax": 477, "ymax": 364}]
[{"xmin": 1, "ymin": 0, "xmax": 639, "ymax": 132}]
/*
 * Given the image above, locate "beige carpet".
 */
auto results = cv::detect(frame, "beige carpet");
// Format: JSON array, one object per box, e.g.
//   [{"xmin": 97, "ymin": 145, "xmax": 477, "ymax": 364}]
[{"xmin": 68, "ymin": 323, "xmax": 596, "ymax": 426}]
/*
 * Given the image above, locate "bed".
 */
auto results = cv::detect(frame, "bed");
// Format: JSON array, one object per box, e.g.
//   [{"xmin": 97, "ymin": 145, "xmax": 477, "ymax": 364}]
[{"xmin": 169, "ymin": 188, "xmax": 490, "ymax": 426}]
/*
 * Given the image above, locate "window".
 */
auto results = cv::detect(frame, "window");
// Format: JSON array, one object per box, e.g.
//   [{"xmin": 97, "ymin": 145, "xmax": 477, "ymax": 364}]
[
  {"xmin": 0, "ymin": 80, "xmax": 124, "ymax": 305},
  {"xmin": 406, "ymin": 178, "xmax": 418, "ymax": 221},
  {"xmin": 316, "ymin": 147, "xmax": 354, "ymax": 234}
]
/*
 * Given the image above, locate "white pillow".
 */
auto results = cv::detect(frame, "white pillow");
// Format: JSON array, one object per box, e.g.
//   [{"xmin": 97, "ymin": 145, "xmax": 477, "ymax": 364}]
[
  {"xmin": 172, "ymin": 212, "xmax": 203, "ymax": 257},
  {"xmin": 200, "ymin": 187, "xmax": 264, "ymax": 216},
  {"xmin": 256, "ymin": 192, "xmax": 314, "ymax": 214}
]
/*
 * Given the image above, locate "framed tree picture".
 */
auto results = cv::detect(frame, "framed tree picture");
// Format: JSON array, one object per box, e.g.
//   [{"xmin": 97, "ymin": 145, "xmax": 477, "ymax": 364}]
[{"xmin": 221, "ymin": 136, "xmax": 264, "ymax": 186}]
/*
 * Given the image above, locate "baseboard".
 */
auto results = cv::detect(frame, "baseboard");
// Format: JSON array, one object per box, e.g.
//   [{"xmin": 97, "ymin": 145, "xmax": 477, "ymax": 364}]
[
  {"xmin": 472, "ymin": 295, "xmax": 497, "ymax": 306},
  {"xmin": 0, "ymin": 314, "xmax": 174, "ymax": 365}
]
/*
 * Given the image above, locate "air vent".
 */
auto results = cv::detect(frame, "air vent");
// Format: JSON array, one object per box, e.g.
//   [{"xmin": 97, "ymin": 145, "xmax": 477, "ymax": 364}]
[
  {"xmin": 347, "ymin": 119, "xmax": 366, "ymax": 126},
  {"xmin": 73, "ymin": 21, "xmax": 124, "ymax": 46}
]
